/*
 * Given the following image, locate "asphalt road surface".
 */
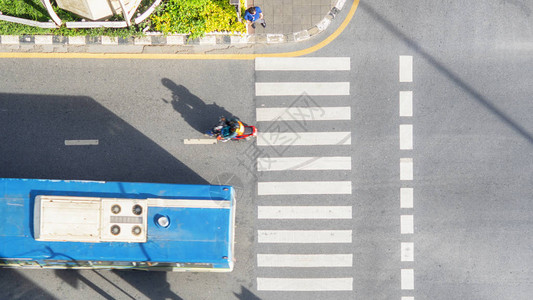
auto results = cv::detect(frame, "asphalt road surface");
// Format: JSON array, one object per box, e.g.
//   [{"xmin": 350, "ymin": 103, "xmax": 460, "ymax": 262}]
[{"xmin": 1, "ymin": 1, "xmax": 532, "ymax": 299}]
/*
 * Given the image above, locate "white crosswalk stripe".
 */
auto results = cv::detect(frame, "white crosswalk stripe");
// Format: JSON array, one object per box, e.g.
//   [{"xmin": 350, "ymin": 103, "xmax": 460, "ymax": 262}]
[
  {"xmin": 257, "ymin": 254, "xmax": 353, "ymax": 267},
  {"xmin": 257, "ymin": 132, "xmax": 351, "ymax": 146},
  {"xmin": 258, "ymin": 181, "xmax": 352, "ymax": 195},
  {"xmin": 257, "ymin": 156, "xmax": 351, "ymax": 171},
  {"xmin": 256, "ymin": 82, "xmax": 350, "ymax": 96},
  {"xmin": 254, "ymin": 57, "xmax": 354, "ymax": 293},
  {"xmin": 258, "ymin": 230, "xmax": 352, "ymax": 243},
  {"xmin": 257, "ymin": 278, "xmax": 353, "ymax": 291},
  {"xmin": 258, "ymin": 206, "xmax": 352, "ymax": 219},
  {"xmin": 255, "ymin": 57, "xmax": 350, "ymax": 71},
  {"xmin": 256, "ymin": 106, "xmax": 351, "ymax": 122}
]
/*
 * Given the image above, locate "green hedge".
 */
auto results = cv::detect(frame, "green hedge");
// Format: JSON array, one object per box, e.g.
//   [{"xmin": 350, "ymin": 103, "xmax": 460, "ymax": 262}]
[
  {"xmin": 0, "ymin": 0, "xmax": 245, "ymax": 37},
  {"xmin": 150, "ymin": 0, "xmax": 245, "ymax": 39}
]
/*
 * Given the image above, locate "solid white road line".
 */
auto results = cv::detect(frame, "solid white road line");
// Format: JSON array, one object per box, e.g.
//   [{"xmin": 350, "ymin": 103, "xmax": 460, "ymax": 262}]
[
  {"xmin": 400, "ymin": 188, "xmax": 414, "ymax": 208},
  {"xmin": 400, "ymin": 91, "xmax": 413, "ymax": 116},
  {"xmin": 257, "ymin": 132, "xmax": 351, "ymax": 146},
  {"xmin": 399, "ymin": 55, "xmax": 413, "ymax": 82},
  {"xmin": 257, "ymin": 156, "xmax": 351, "ymax": 171},
  {"xmin": 257, "ymin": 181, "xmax": 352, "ymax": 195},
  {"xmin": 258, "ymin": 230, "xmax": 352, "ymax": 243},
  {"xmin": 258, "ymin": 206, "xmax": 352, "ymax": 219},
  {"xmin": 400, "ymin": 124, "xmax": 413, "ymax": 150},
  {"xmin": 255, "ymin": 82, "xmax": 350, "ymax": 96},
  {"xmin": 256, "ymin": 107, "xmax": 351, "ymax": 122},
  {"xmin": 401, "ymin": 215, "xmax": 414, "ymax": 234},
  {"xmin": 255, "ymin": 57, "xmax": 351, "ymax": 71},
  {"xmin": 400, "ymin": 158, "xmax": 413, "ymax": 180},
  {"xmin": 64, "ymin": 139, "xmax": 98, "ymax": 146},
  {"xmin": 401, "ymin": 242, "xmax": 414, "ymax": 262},
  {"xmin": 257, "ymin": 254, "xmax": 353, "ymax": 267},
  {"xmin": 183, "ymin": 139, "xmax": 217, "ymax": 144},
  {"xmin": 402, "ymin": 297, "xmax": 415, "ymax": 300},
  {"xmin": 257, "ymin": 278, "xmax": 353, "ymax": 291},
  {"xmin": 401, "ymin": 269, "xmax": 415, "ymax": 290}
]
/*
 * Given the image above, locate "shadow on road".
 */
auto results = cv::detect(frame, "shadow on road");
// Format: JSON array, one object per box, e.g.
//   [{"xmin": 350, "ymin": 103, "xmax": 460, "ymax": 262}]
[
  {"xmin": 0, "ymin": 92, "xmax": 207, "ymax": 184},
  {"xmin": 0, "ymin": 92, "xmax": 204, "ymax": 299},
  {"xmin": 359, "ymin": 1, "xmax": 533, "ymax": 145},
  {"xmin": 0, "ymin": 269, "xmax": 57, "ymax": 300},
  {"xmin": 234, "ymin": 286, "xmax": 262, "ymax": 300},
  {"xmin": 161, "ymin": 78, "xmax": 235, "ymax": 133}
]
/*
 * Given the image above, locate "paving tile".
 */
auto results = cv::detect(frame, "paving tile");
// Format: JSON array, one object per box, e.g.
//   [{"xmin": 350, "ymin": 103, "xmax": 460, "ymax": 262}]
[
  {"xmin": 284, "ymin": 24, "xmax": 294, "ymax": 33},
  {"xmin": 299, "ymin": 5, "xmax": 312, "ymax": 15},
  {"xmin": 312, "ymin": 5, "xmax": 323, "ymax": 15},
  {"xmin": 301, "ymin": 15, "xmax": 311, "ymax": 25},
  {"xmin": 312, "ymin": 15, "xmax": 323, "ymax": 24},
  {"xmin": 293, "ymin": 14, "xmax": 302, "ymax": 24},
  {"xmin": 283, "ymin": 15, "xmax": 293, "ymax": 24},
  {"xmin": 283, "ymin": 5, "xmax": 293, "ymax": 15},
  {"xmin": 271, "ymin": 24, "xmax": 284, "ymax": 33}
]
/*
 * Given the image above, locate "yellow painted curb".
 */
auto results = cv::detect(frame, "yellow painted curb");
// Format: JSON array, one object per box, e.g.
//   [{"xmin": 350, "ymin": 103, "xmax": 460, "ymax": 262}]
[{"xmin": 0, "ymin": 0, "xmax": 359, "ymax": 60}]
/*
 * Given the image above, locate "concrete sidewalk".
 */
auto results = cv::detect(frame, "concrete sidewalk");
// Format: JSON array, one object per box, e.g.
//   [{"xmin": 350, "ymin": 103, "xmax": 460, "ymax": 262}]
[
  {"xmin": 248, "ymin": 0, "xmax": 337, "ymax": 34},
  {"xmin": 0, "ymin": 0, "xmax": 348, "ymax": 51}
]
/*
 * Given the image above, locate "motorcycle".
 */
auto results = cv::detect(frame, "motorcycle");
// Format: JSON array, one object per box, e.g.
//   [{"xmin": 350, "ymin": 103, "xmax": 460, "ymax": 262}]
[{"xmin": 205, "ymin": 117, "xmax": 257, "ymax": 141}]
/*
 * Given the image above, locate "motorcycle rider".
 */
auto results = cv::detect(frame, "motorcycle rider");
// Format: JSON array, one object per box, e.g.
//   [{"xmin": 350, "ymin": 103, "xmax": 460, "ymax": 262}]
[{"xmin": 217, "ymin": 117, "xmax": 244, "ymax": 141}]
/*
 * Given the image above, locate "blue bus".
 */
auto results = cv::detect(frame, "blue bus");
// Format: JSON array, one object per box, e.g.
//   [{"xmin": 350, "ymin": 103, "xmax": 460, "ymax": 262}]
[{"xmin": 0, "ymin": 178, "xmax": 235, "ymax": 272}]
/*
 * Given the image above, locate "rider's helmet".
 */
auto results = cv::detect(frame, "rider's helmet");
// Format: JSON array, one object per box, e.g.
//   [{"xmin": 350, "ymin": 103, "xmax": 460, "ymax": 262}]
[{"xmin": 231, "ymin": 120, "xmax": 245, "ymax": 136}]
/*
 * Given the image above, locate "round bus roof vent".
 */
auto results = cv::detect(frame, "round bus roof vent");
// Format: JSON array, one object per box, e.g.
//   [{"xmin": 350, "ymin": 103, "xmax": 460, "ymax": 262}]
[
  {"xmin": 132, "ymin": 226, "xmax": 142, "ymax": 236},
  {"xmin": 132, "ymin": 204, "xmax": 143, "ymax": 215},
  {"xmin": 110, "ymin": 225, "xmax": 121, "ymax": 235},
  {"xmin": 156, "ymin": 215, "xmax": 170, "ymax": 228},
  {"xmin": 111, "ymin": 204, "xmax": 121, "ymax": 214}
]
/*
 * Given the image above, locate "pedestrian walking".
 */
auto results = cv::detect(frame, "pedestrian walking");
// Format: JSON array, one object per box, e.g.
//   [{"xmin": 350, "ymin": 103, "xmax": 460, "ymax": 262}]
[{"xmin": 244, "ymin": 6, "xmax": 266, "ymax": 29}]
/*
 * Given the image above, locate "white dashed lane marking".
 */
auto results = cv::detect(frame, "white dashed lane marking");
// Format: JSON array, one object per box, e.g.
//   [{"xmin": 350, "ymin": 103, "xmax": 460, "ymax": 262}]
[
  {"xmin": 401, "ymin": 269, "xmax": 415, "ymax": 290},
  {"xmin": 400, "ymin": 187, "xmax": 414, "ymax": 208},
  {"xmin": 64, "ymin": 139, "xmax": 98, "ymax": 146},
  {"xmin": 400, "ymin": 91, "xmax": 413, "ymax": 116},
  {"xmin": 401, "ymin": 215, "xmax": 414, "ymax": 234},
  {"xmin": 400, "ymin": 124, "xmax": 413, "ymax": 150},
  {"xmin": 183, "ymin": 139, "xmax": 217, "ymax": 144},
  {"xmin": 401, "ymin": 242, "xmax": 414, "ymax": 262},
  {"xmin": 399, "ymin": 55, "xmax": 413, "ymax": 82},
  {"xmin": 400, "ymin": 157, "xmax": 414, "ymax": 180}
]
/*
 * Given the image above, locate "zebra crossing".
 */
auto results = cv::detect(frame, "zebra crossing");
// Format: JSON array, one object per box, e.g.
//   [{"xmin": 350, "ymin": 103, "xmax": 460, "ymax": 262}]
[{"xmin": 254, "ymin": 57, "xmax": 354, "ymax": 294}]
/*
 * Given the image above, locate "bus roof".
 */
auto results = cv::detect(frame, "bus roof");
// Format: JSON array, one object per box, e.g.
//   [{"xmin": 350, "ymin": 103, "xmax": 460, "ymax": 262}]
[{"xmin": 0, "ymin": 178, "xmax": 234, "ymax": 267}]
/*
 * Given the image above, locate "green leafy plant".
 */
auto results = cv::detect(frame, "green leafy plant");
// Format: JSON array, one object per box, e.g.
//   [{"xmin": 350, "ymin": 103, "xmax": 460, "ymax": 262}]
[
  {"xmin": 150, "ymin": 0, "xmax": 245, "ymax": 39},
  {"xmin": 0, "ymin": 0, "xmax": 245, "ymax": 38}
]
